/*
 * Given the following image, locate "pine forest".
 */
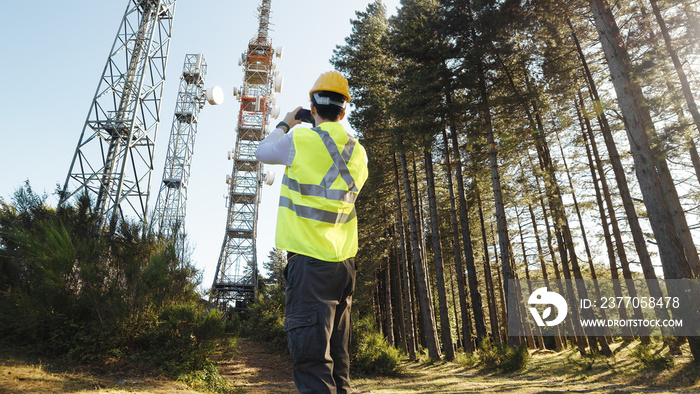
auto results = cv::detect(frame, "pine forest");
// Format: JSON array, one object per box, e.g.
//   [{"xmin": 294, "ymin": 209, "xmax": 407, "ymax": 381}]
[{"xmin": 332, "ymin": 0, "xmax": 700, "ymax": 362}]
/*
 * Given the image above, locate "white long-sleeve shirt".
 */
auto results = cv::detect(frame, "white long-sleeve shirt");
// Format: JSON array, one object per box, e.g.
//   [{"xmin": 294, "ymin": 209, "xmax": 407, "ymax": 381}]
[
  {"xmin": 255, "ymin": 127, "xmax": 294, "ymax": 166},
  {"xmin": 255, "ymin": 123, "xmax": 368, "ymax": 166}
]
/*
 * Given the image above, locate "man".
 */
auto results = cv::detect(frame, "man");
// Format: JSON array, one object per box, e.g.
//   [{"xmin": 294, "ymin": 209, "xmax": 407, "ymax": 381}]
[{"xmin": 255, "ymin": 70, "xmax": 368, "ymax": 393}]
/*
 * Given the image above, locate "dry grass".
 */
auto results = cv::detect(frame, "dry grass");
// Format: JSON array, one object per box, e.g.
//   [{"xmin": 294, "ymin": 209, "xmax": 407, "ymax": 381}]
[
  {"xmin": 2, "ymin": 339, "xmax": 699, "ymax": 393},
  {"xmin": 353, "ymin": 340, "xmax": 700, "ymax": 393},
  {"xmin": 0, "ymin": 354, "xmax": 203, "ymax": 393}
]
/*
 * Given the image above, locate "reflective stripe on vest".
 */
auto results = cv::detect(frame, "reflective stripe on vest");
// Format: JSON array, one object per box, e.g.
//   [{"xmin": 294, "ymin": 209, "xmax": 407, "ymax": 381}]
[
  {"xmin": 314, "ymin": 127, "xmax": 358, "ymax": 191},
  {"xmin": 279, "ymin": 195, "xmax": 357, "ymax": 224},
  {"xmin": 282, "ymin": 174, "xmax": 359, "ymax": 204},
  {"xmin": 278, "ymin": 126, "xmax": 359, "ymax": 216},
  {"xmin": 276, "ymin": 123, "xmax": 367, "ymax": 262}
]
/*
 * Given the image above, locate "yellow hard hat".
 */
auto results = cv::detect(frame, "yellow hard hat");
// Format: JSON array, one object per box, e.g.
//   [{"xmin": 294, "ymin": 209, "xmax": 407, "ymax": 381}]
[{"xmin": 309, "ymin": 71, "xmax": 352, "ymax": 102}]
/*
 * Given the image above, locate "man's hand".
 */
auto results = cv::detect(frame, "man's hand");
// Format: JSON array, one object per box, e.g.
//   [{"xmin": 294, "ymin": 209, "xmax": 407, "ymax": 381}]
[{"xmin": 282, "ymin": 107, "xmax": 303, "ymax": 130}]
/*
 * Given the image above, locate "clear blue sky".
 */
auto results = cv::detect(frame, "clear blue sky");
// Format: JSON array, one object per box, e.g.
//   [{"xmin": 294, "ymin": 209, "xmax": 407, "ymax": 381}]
[{"xmin": 0, "ymin": 0, "xmax": 400, "ymax": 291}]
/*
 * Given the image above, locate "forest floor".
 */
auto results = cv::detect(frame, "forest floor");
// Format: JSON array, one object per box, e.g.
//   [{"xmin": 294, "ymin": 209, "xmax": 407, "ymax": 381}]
[{"xmin": 2, "ymin": 338, "xmax": 700, "ymax": 393}]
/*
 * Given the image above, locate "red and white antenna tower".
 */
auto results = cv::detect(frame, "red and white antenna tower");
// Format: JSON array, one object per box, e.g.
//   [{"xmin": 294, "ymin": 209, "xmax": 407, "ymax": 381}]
[{"xmin": 211, "ymin": 0, "xmax": 283, "ymax": 312}]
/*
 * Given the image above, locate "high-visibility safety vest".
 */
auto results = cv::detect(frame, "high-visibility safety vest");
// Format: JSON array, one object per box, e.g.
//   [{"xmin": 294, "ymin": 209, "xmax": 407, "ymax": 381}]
[{"xmin": 276, "ymin": 122, "xmax": 368, "ymax": 262}]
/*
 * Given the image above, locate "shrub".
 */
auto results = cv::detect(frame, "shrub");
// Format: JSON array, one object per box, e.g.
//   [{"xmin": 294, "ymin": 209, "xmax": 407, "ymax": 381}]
[
  {"xmin": 477, "ymin": 340, "xmax": 529, "ymax": 372},
  {"xmin": 239, "ymin": 293, "xmax": 287, "ymax": 353},
  {"xmin": 0, "ymin": 183, "xmax": 224, "ymax": 380},
  {"xmin": 455, "ymin": 351, "xmax": 478, "ymax": 369},
  {"xmin": 350, "ymin": 315, "xmax": 402, "ymax": 376},
  {"xmin": 565, "ymin": 347, "xmax": 614, "ymax": 371},
  {"xmin": 179, "ymin": 363, "xmax": 240, "ymax": 394},
  {"xmin": 238, "ymin": 249, "xmax": 287, "ymax": 352},
  {"xmin": 631, "ymin": 343, "xmax": 673, "ymax": 371},
  {"xmin": 133, "ymin": 304, "xmax": 226, "ymax": 375}
]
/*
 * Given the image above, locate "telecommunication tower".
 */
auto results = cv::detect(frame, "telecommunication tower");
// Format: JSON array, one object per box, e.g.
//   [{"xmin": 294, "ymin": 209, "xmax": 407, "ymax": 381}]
[
  {"xmin": 212, "ymin": 0, "xmax": 283, "ymax": 312},
  {"xmin": 151, "ymin": 54, "xmax": 223, "ymax": 255},
  {"xmin": 60, "ymin": 0, "xmax": 177, "ymax": 233}
]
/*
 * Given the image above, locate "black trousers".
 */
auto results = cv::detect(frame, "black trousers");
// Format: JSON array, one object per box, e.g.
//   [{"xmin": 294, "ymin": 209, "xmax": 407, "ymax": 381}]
[{"xmin": 284, "ymin": 254, "xmax": 356, "ymax": 394}]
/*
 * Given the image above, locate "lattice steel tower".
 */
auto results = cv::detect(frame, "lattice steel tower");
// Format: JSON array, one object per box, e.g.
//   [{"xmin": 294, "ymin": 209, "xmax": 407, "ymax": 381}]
[
  {"xmin": 212, "ymin": 0, "xmax": 283, "ymax": 311},
  {"xmin": 60, "ymin": 0, "xmax": 177, "ymax": 233},
  {"xmin": 151, "ymin": 54, "xmax": 223, "ymax": 255}
]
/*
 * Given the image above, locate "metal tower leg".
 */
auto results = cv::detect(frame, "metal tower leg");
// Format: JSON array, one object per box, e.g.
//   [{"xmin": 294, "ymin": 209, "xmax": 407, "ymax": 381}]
[{"xmin": 60, "ymin": 0, "xmax": 177, "ymax": 234}]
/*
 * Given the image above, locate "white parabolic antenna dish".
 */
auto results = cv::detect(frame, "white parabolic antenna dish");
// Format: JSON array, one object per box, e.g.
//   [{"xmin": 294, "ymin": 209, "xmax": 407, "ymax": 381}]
[{"xmin": 206, "ymin": 86, "xmax": 224, "ymax": 105}]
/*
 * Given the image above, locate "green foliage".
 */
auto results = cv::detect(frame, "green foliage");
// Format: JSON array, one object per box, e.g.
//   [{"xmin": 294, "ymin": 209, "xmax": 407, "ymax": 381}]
[
  {"xmin": 179, "ymin": 363, "xmax": 241, "ymax": 394},
  {"xmin": 455, "ymin": 351, "xmax": 478, "ymax": 369},
  {"xmin": 239, "ymin": 250, "xmax": 287, "ymax": 352},
  {"xmin": 631, "ymin": 343, "xmax": 673, "ymax": 371},
  {"xmin": 0, "ymin": 182, "xmax": 224, "ymax": 382},
  {"xmin": 477, "ymin": 340, "xmax": 529, "ymax": 372},
  {"xmin": 350, "ymin": 315, "xmax": 402, "ymax": 377},
  {"xmin": 239, "ymin": 292, "xmax": 287, "ymax": 353},
  {"xmin": 262, "ymin": 247, "xmax": 286, "ymax": 287},
  {"xmin": 131, "ymin": 305, "xmax": 225, "ymax": 375},
  {"xmin": 566, "ymin": 347, "xmax": 615, "ymax": 372}
]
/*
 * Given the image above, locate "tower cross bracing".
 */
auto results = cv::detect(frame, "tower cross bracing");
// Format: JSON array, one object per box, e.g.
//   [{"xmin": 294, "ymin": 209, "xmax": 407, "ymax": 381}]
[
  {"xmin": 151, "ymin": 54, "xmax": 209, "ymax": 254},
  {"xmin": 60, "ymin": 0, "xmax": 177, "ymax": 233}
]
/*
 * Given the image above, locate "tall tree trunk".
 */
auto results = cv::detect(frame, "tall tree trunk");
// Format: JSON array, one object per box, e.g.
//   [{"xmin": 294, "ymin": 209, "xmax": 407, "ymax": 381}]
[
  {"xmin": 476, "ymin": 182, "xmax": 500, "ymax": 344},
  {"xmin": 424, "ymin": 147, "xmax": 455, "ymax": 360},
  {"xmin": 526, "ymin": 198, "xmax": 564, "ymax": 350},
  {"xmin": 588, "ymin": 4, "xmax": 700, "ymax": 358},
  {"xmin": 392, "ymin": 223, "xmax": 408, "ymax": 353},
  {"xmin": 587, "ymin": 0, "xmax": 693, "ymax": 282},
  {"xmin": 570, "ymin": 19, "xmax": 661, "ymax": 284},
  {"xmin": 448, "ymin": 268, "xmax": 463, "ymax": 349},
  {"xmin": 455, "ymin": 138, "xmax": 488, "ymax": 348},
  {"xmin": 443, "ymin": 127, "xmax": 477, "ymax": 351},
  {"xmin": 516, "ymin": 207, "xmax": 544, "ymax": 349},
  {"xmin": 531, "ymin": 109, "xmax": 610, "ymax": 356},
  {"xmin": 464, "ymin": 0, "xmax": 520, "ymax": 346},
  {"xmin": 407, "ymin": 227, "xmax": 421, "ymax": 351},
  {"xmin": 411, "ymin": 154, "xmax": 430, "ymax": 351},
  {"xmin": 399, "ymin": 149, "xmax": 441, "ymax": 360},
  {"xmin": 393, "ymin": 153, "xmax": 417, "ymax": 360},
  {"xmin": 491, "ymin": 224, "xmax": 509, "ymax": 344},
  {"xmin": 649, "ymin": 0, "xmax": 700, "ymax": 141},
  {"xmin": 528, "ymin": 153, "xmax": 585, "ymax": 351},
  {"xmin": 477, "ymin": 63, "xmax": 521, "ymax": 346},
  {"xmin": 577, "ymin": 99, "xmax": 636, "ymax": 341},
  {"xmin": 580, "ymin": 95, "xmax": 650, "ymax": 342},
  {"xmin": 384, "ymin": 254, "xmax": 395, "ymax": 346},
  {"xmin": 375, "ymin": 270, "xmax": 383, "ymax": 335}
]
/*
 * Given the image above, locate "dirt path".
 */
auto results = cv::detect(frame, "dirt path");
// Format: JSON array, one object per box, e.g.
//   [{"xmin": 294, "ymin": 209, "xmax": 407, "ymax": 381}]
[{"xmin": 218, "ymin": 338, "xmax": 297, "ymax": 393}]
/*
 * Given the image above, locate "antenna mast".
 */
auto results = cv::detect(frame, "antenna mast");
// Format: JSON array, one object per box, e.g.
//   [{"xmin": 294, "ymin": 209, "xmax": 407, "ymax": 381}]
[
  {"xmin": 212, "ymin": 0, "xmax": 283, "ymax": 312},
  {"xmin": 60, "ymin": 0, "xmax": 177, "ymax": 234},
  {"xmin": 151, "ymin": 54, "xmax": 222, "ymax": 256}
]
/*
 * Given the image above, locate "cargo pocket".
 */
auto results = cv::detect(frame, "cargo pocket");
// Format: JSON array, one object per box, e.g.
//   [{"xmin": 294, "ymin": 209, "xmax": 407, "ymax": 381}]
[{"xmin": 284, "ymin": 307, "xmax": 321, "ymax": 365}]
